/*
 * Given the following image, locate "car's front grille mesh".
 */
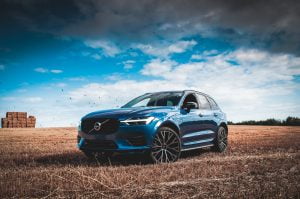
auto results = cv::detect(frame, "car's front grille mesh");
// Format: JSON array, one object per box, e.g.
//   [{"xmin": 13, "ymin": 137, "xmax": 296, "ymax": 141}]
[{"xmin": 81, "ymin": 118, "xmax": 119, "ymax": 134}]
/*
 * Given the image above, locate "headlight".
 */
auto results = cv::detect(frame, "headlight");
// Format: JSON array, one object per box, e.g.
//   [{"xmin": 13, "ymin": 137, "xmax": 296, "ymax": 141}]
[{"xmin": 121, "ymin": 116, "xmax": 155, "ymax": 125}]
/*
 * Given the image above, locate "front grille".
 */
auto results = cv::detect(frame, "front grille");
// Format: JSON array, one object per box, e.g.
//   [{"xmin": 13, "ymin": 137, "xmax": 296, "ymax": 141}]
[
  {"xmin": 81, "ymin": 118, "xmax": 119, "ymax": 134},
  {"xmin": 84, "ymin": 140, "xmax": 118, "ymax": 149},
  {"xmin": 127, "ymin": 135, "xmax": 146, "ymax": 146}
]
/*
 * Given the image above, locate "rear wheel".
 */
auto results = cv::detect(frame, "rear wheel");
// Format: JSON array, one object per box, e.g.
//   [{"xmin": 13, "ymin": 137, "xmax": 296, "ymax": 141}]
[
  {"xmin": 213, "ymin": 126, "xmax": 228, "ymax": 152},
  {"xmin": 150, "ymin": 127, "xmax": 181, "ymax": 163}
]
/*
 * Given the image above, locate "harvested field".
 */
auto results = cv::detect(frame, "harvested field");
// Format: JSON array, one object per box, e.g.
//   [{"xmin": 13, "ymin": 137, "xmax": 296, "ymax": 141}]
[{"xmin": 0, "ymin": 125, "xmax": 299, "ymax": 198}]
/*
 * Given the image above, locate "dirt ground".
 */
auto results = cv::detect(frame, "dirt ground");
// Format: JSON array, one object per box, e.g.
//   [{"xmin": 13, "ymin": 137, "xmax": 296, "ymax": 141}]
[{"xmin": 0, "ymin": 125, "xmax": 299, "ymax": 198}]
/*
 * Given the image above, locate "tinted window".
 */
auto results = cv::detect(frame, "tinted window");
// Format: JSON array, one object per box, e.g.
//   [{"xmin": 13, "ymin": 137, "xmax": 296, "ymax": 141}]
[
  {"xmin": 182, "ymin": 94, "xmax": 199, "ymax": 109},
  {"xmin": 207, "ymin": 97, "xmax": 218, "ymax": 110},
  {"xmin": 197, "ymin": 94, "xmax": 211, "ymax": 110}
]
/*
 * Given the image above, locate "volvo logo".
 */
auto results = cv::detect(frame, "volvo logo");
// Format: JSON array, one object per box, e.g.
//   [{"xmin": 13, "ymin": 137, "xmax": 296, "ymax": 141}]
[
  {"xmin": 94, "ymin": 122, "xmax": 102, "ymax": 131},
  {"xmin": 88, "ymin": 119, "xmax": 110, "ymax": 133}
]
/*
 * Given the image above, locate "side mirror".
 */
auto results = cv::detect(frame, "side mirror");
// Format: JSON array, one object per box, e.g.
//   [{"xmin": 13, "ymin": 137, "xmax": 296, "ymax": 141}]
[{"xmin": 183, "ymin": 102, "xmax": 198, "ymax": 113}]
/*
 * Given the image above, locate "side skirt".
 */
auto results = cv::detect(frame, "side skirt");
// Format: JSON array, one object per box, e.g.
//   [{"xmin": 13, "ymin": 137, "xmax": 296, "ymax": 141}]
[{"xmin": 181, "ymin": 144, "xmax": 214, "ymax": 151}]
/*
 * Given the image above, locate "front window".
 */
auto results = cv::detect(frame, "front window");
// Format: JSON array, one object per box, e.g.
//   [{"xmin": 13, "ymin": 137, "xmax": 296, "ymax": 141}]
[{"xmin": 122, "ymin": 92, "xmax": 183, "ymax": 108}]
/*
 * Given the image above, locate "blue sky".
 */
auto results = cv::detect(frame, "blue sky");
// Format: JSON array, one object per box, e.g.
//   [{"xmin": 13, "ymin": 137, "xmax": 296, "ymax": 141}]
[{"xmin": 0, "ymin": 0, "xmax": 300, "ymax": 127}]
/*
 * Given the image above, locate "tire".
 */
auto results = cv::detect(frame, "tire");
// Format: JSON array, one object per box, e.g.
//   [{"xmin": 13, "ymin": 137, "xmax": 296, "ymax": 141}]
[
  {"xmin": 150, "ymin": 127, "xmax": 181, "ymax": 163},
  {"xmin": 213, "ymin": 126, "xmax": 228, "ymax": 152}
]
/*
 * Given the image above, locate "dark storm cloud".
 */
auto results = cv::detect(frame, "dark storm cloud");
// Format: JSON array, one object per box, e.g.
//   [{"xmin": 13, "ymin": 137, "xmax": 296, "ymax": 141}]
[{"xmin": 1, "ymin": 0, "xmax": 300, "ymax": 54}]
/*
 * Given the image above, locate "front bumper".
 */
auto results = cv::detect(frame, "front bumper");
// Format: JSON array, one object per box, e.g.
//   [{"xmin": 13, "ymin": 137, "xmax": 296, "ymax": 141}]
[{"xmin": 77, "ymin": 120, "xmax": 160, "ymax": 152}]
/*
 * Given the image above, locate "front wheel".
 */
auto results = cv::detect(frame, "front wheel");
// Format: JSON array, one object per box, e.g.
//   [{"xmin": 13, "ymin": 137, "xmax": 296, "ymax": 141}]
[
  {"xmin": 213, "ymin": 126, "xmax": 228, "ymax": 152},
  {"xmin": 150, "ymin": 127, "xmax": 181, "ymax": 163}
]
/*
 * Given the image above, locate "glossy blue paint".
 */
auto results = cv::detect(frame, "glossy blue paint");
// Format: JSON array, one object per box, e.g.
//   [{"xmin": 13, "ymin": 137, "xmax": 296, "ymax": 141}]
[
  {"xmin": 77, "ymin": 90, "xmax": 227, "ymax": 153},
  {"xmin": 182, "ymin": 130, "xmax": 215, "ymax": 138}
]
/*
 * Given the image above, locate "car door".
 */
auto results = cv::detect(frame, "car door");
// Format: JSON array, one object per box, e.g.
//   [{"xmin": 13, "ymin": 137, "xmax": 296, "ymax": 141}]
[
  {"xmin": 206, "ymin": 96, "xmax": 223, "ymax": 132},
  {"xmin": 179, "ymin": 93, "xmax": 213, "ymax": 149},
  {"xmin": 196, "ymin": 94, "xmax": 218, "ymax": 140}
]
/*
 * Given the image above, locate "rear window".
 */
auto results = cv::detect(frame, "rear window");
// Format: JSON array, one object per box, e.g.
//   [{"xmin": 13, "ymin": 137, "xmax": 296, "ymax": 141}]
[
  {"xmin": 207, "ymin": 97, "xmax": 219, "ymax": 110},
  {"xmin": 196, "ymin": 94, "xmax": 211, "ymax": 110}
]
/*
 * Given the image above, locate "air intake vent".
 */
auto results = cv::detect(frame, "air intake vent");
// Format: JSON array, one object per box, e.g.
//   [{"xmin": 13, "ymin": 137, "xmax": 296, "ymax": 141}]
[
  {"xmin": 127, "ymin": 135, "xmax": 146, "ymax": 146},
  {"xmin": 84, "ymin": 140, "xmax": 117, "ymax": 149}
]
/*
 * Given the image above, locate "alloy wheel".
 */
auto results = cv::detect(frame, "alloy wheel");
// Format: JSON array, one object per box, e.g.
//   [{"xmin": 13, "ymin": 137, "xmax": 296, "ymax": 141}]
[
  {"xmin": 151, "ymin": 128, "xmax": 181, "ymax": 163},
  {"xmin": 218, "ymin": 127, "xmax": 228, "ymax": 151}
]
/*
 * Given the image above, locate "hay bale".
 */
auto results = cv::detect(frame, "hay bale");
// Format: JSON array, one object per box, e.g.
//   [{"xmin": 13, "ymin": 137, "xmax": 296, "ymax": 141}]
[
  {"xmin": 2, "ymin": 112, "xmax": 36, "ymax": 128},
  {"xmin": 6, "ymin": 112, "xmax": 13, "ymax": 120},
  {"xmin": 17, "ymin": 112, "xmax": 27, "ymax": 119},
  {"xmin": 8, "ymin": 120, "xmax": 12, "ymax": 128},
  {"xmin": 26, "ymin": 117, "xmax": 36, "ymax": 128},
  {"xmin": 12, "ymin": 112, "xmax": 17, "ymax": 118},
  {"xmin": 1, "ymin": 118, "xmax": 8, "ymax": 128}
]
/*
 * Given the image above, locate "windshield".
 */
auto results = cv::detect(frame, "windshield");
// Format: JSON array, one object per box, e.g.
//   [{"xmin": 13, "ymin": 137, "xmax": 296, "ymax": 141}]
[{"xmin": 122, "ymin": 92, "xmax": 183, "ymax": 108}]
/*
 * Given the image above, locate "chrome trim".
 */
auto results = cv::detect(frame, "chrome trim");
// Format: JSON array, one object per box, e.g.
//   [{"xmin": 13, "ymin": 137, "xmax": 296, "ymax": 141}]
[
  {"xmin": 182, "ymin": 130, "xmax": 215, "ymax": 138},
  {"xmin": 181, "ymin": 144, "xmax": 214, "ymax": 151},
  {"xmin": 183, "ymin": 138, "xmax": 214, "ymax": 146}
]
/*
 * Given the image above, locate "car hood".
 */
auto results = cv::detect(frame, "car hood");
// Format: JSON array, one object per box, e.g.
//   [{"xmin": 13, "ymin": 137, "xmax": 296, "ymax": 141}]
[{"xmin": 82, "ymin": 106, "xmax": 177, "ymax": 120}]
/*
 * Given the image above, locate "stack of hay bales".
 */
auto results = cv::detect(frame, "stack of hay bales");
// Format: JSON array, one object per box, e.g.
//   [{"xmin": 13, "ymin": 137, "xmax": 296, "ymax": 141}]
[
  {"xmin": 26, "ymin": 116, "xmax": 36, "ymax": 128},
  {"xmin": 1, "ymin": 112, "xmax": 36, "ymax": 128}
]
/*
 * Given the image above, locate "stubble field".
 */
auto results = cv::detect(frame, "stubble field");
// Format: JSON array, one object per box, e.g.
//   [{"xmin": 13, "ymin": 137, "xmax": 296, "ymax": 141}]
[{"xmin": 0, "ymin": 125, "xmax": 299, "ymax": 198}]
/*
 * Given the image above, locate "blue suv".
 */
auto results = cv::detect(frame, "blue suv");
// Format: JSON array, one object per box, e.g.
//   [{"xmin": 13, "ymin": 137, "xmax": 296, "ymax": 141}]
[{"xmin": 77, "ymin": 90, "xmax": 228, "ymax": 163}]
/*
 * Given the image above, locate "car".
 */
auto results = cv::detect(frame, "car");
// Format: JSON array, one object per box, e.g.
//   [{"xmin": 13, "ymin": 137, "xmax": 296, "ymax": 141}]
[{"xmin": 77, "ymin": 90, "xmax": 228, "ymax": 163}]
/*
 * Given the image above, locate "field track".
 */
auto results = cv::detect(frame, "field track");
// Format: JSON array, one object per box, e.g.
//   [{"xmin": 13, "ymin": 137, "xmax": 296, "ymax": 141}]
[{"xmin": 0, "ymin": 125, "xmax": 299, "ymax": 198}]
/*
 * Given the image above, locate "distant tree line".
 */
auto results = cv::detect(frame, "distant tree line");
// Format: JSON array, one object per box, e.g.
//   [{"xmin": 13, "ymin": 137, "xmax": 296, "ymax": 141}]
[{"xmin": 228, "ymin": 116, "xmax": 300, "ymax": 126}]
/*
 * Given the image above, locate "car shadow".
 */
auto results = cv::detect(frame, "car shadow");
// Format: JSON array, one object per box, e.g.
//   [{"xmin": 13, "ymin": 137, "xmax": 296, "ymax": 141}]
[
  {"xmin": 35, "ymin": 151, "xmax": 151, "ymax": 167},
  {"xmin": 180, "ymin": 147, "xmax": 212, "ymax": 159},
  {"xmin": 34, "ymin": 148, "xmax": 212, "ymax": 167}
]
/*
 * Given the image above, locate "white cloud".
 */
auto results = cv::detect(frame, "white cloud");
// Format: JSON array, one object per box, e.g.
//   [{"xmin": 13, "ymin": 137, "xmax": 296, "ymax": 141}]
[
  {"xmin": 106, "ymin": 73, "xmax": 123, "ymax": 81},
  {"xmin": 52, "ymin": 83, "xmax": 67, "ymax": 88},
  {"xmin": 191, "ymin": 54, "xmax": 202, "ymax": 60},
  {"xmin": 68, "ymin": 77, "xmax": 87, "ymax": 81},
  {"xmin": 17, "ymin": 89, "xmax": 27, "ymax": 93},
  {"xmin": 23, "ymin": 97, "xmax": 43, "ymax": 103},
  {"xmin": 135, "ymin": 40, "xmax": 197, "ymax": 57},
  {"xmin": 68, "ymin": 80, "xmax": 186, "ymax": 109},
  {"xmin": 34, "ymin": 68, "xmax": 63, "ymax": 74},
  {"xmin": 191, "ymin": 50, "xmax": 219, "ymax": 60},
  {"xmin": 168, "ymin": 40, "xmax": 197, "ymax": 53},
  {"xmin": 34, "ymin": 67, "xmax": 48, "ymax": 73},
  {"xmin": 2, "ymin": 97, "xmax": 16, "ymax": 101},
  {"xmin": 0, "ymin": 64, "xmax": 5, "ymax": 70},
  {"xmin": 141, "ymin": 59, "xmax": 176, "ymax": 76},
  {"xmin": 50, "ymin": 69, "xmax": 63, "ymax": 74},
  {"xmin": 85, "ymin": 40, "xmax": 120, "ymax": 57},
  {"xmin": 122, "ymin": 60, "xmax": 135, "ymax": 69},
  {"xmin": 138, "ymin": 48, "xmax": 300, "ymax": 121},
  {"xmin": 91, "ymin": 53, "xmax": 101, "ymax": 60},
  {"xmin": 2, "ymin": 48, "xmax": 299, "ymax": 127}
]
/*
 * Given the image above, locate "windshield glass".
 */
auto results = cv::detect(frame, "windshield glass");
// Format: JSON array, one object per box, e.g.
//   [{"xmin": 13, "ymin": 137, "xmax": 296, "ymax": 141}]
[{"xmin": 122, "ymin": 92, "xmax": 183, "ymax": 108}]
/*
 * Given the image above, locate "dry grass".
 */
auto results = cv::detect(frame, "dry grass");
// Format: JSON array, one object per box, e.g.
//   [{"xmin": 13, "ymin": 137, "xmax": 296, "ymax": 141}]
[{"xmin": 0, "ymin": 125, "xmax": 299, "ymax": 198}]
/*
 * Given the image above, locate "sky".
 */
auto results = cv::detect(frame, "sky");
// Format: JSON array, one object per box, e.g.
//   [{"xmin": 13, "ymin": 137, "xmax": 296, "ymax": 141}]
[{"xmin": 0, "ymin": 0, "xmax": 300, "ymax": 127}]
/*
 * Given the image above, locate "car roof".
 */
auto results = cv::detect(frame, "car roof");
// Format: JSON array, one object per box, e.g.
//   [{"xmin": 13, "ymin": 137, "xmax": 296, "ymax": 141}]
[{"xmin": 147, "ymin": 90, "xmax": 210, "ymax": 96}]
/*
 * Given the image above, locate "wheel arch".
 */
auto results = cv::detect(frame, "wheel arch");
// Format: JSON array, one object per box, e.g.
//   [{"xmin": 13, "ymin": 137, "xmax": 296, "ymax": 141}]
[
  {"xmin": 219, "ymin": 122, "xmax": 228, "ymax": 134},
  {"xmin": 158, "ymin": 120, "xmax": 181, "ymax": 135}
]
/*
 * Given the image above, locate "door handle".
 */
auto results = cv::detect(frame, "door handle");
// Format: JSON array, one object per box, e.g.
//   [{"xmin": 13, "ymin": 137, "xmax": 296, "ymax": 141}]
[
  {"xmin": 198, "ymin": 113, "xmax": 203, "ymax": 117},
  {"xmin": 213, "ymin": 113, "xmax": 218, "ymax": 117}
]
